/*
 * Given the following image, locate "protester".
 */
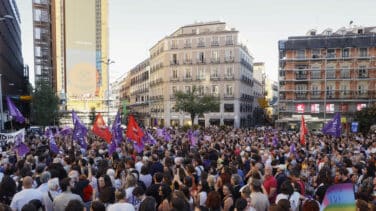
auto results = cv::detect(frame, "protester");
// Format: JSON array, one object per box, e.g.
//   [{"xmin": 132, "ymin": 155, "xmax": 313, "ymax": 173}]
[{"xmin": 10, "ymin": 176, "xmax": 43, "ymax": 211}]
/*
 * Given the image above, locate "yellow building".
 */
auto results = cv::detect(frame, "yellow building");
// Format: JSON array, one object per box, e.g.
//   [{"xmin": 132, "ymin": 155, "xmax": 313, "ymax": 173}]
[{"xmin": 33, "ymin": 0, "xmax": 109, "ymax": 125}]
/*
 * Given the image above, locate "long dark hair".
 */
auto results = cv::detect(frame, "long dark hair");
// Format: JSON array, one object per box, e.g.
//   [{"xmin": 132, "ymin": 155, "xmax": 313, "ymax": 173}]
[{"xmin": 0, "ymin": 175, "xmax": 17, "ymax": 205}]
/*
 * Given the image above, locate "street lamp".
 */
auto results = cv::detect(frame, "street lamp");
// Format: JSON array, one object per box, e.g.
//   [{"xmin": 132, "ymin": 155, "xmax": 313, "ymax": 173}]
[{"xmin": 101, "ymin": 59, "xmax": 115, "ymax": 125}]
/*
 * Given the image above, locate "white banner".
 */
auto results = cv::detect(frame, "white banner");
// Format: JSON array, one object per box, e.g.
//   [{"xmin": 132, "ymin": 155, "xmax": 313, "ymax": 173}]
[{"xmin": 0, "ymin": 129, "xmax": 25, "ymax": 144}]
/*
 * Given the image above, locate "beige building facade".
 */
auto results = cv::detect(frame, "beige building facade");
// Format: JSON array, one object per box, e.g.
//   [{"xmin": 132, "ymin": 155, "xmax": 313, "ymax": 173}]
[{"xmin": 148, "ymin": 21, "xmax": 255, "ymax": 128}]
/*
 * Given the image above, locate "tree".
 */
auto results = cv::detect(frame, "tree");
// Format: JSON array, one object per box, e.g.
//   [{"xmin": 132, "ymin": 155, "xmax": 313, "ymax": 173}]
[
  {"xmin": 31, "ymin": 81, "xmax": 59, "ymax": 127},
  {"xmin": 174, "ymin": 86, "xmax": 219, "ymax": 125},
  {"xmin": 354, "ymin": 105, "xmax": 376, "ymax": 134}
]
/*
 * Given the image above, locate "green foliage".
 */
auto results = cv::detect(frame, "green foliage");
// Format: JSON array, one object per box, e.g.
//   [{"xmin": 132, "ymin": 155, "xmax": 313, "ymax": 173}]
[
  {"xmin": 89, "ymin": 107, "xmax": 96, "ymax": 126},
  {"xmin": 354, "ymin": 105, "xmax": 376, "ymax": 134},
  {"xmin": 174, "ymin": 86, "xmax": 220, "ymax": 124},
  {"xmin": 31, "ymin": 81, "xmax": 60, "ymax": 126}
]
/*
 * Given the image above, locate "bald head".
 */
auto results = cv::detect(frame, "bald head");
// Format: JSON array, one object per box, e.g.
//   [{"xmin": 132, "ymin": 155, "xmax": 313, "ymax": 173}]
[{"xmin": 23, "ymin": 176, "xmax": 33, "ymax": 189}]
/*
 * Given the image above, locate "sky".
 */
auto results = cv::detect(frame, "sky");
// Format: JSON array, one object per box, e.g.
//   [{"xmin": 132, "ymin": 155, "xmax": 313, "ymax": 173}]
[{"xmin": 17, "ymin": 0, "xmax": 376, "ymax": 84}]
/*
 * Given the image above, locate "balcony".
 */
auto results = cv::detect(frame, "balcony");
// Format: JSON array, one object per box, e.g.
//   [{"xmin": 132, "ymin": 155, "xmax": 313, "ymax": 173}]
[
  {"xmin": 184, "ymin": 44, "xmax": 191, "ymax": 48},
  {"xmin": 295, "ymin": 93, "xmax": 307, "ymax": 99},
  {"xmin": 225, "ymin": 41, "xmax": 234, "ymax": 46},
  {"xmin": 183, "ymin": 59, "xmax": 192, "ymax": 64},
  {"xmin": 170, "ymin": 77, "xmax": 179, "ymax": 82},
  {"xmin": 197, "ymin": 42, "xmax": 205, "ymax": 48},
  {"xmin": 196, "ymin": 60, "xmax": 206, "ymax": 64},
  {"xmin": 211, "ymin": 58, "xmax": 220, "ymax": 63},
  {"xmin": 170, "ymin": 45, "xmax": 178, "ymax": 50},
  {"xmin": 170, "ymin": 60, "xmax": 179, "ymax": 65},
  {"xmin": 295, "ymin": 74, "xmax": 308, "ymax": 80},
  {"xmin": 183, "ymin": 77, "xmax": 192, "ymax": 82},
  {"xmin": 170, "ymin": 95, "xmax": 176, "ymax": 99},
  {"xmin": 224, "ymin": 94, "xmax": 234, "ymax": 99},
  {"xmin": 210, "ymin": 75, "xmax": 220, "ymax": 80},
  {"xmin": 211, "ymin": 41, "xmax": 219, "ymax": 46},
  {"xmin": 196, "ymin": 77, "xmax": 205, "ymax": 81},
  {"xmin": 224, "ymin": 75, "xmax": 234, "ymax": 80},
  {"xmin": 224, "ymin": 57, "xmax": 234, "ymax": 63}
]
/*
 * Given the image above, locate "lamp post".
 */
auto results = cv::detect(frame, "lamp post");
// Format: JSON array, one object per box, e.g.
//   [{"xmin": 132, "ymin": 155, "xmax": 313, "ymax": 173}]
[{"xmin": 101, "ymin": 59, "xmax": 115, "ymax": 125}]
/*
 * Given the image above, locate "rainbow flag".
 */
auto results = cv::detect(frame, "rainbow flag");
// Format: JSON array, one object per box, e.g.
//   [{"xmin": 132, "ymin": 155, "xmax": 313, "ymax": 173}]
[{"xmin": 321, "ymin": 183, "xmax": 356, "ymax": 211}]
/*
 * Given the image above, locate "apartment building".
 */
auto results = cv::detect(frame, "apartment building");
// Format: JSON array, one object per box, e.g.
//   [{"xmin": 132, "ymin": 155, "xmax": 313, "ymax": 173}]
[
  {"xmin": 278, "ymin": 26, "xmax": 376, "ymax": 129},
  {"xmin": 128, "ymin": 59, "xmax": 150, "ymax": 127},
  {"xmin": 148, "ymin": 21, "xmax": 254, "ymax": 128}
]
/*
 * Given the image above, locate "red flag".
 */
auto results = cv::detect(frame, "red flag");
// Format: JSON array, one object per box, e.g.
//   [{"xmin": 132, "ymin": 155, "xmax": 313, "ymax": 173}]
[
  {"xmin": 300, "ymin": 115, "xmax": 308, "ymax": 145},
  {"xmin": 126, "ymin": 115, "xmax": 144, "ymax": 144},
  {"xmin": 92, "ymin": 113, "xmax": 112, "ymax": 143}
]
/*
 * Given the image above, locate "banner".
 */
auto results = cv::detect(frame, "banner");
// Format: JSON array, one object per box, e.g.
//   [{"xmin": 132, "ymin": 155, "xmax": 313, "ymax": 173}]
[
  {"xmin": 351, "ymin": 122, "xmax": 358, "ymax": 133},
  {"xmin": 322, "ymin": 113, "xmax": 342, "ymax": 138},
  {"xmin": 0, "ymin": 129, "xmax": 25, "ymax": 144},
  {"xmin": 321, "ymin": 183, "xmax": 355, "ymax": 211}
]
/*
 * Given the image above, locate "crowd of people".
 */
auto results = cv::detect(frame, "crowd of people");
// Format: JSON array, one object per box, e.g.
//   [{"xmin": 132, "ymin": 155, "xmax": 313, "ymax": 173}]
[{"xmin": 0, "ymin": 125, "xmax": 375, "ymax": 211}]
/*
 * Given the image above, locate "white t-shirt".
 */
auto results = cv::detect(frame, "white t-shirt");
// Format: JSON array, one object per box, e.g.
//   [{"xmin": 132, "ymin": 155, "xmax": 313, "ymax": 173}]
[
  {"xmin": 140, "ymin": 174, "xmax": 152, "ymax": 188},
  {"xmin": 198, "ymin": 191, "xmax": 207, "ymax": 206},
  {"xmin": 107, "ymin": 202, "xmax": 135, "ymax": 211},
  {"xmin": 135, "ymin": 161, "xmax": 144, "ymax": 173},
  {"xmin": 275, "ymin": 192, "xmax": 300, "ymax": 211},
  {"xmin": 10, "ymin": 188, "xmax": 43, "ymax": 211}
]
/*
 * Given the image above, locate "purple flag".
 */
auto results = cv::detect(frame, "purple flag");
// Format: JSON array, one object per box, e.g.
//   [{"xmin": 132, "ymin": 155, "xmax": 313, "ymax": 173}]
[
  {"xmin": 322, "ymin": 112, "xmax": 342, "ymax": 138},
  {"xmin": 58, "ymin": 126, "xmax": 73, "ymax": 136},
  {"xmin": 111, "ymin": 112, "xmax": 123, "ymax": 145},
  {"xmin": 134, "ymin": 142, "xmax": 144, "ymax": 153},
  {"xmin": 6, "ymin": 97, "xmax": 25, "ymax": 123},
  {"xmin": 162, "ymin": 128, "xmax": 171, "ymax": 142},
  {"xmin": 290, "ymin": 143, "xmax": 297, "ymax": 157},
  {"xmin": 272, "ymin": 134, "xmax": 278, "ymax": 147},
  {"xmin": 14, "ymin": 129, "xmax": 29, "ymax": 156},
  {"xmin": 142, "ymin": 130, "xmax": 157, "ymax": 145},
  {"xmin": 156, "ymin": 128, "xmax": 163, "ymax": 137},
  {"xmin": 47, "ymin": 128, "xmax": 59, "ymax": 154},
  {"xmin": 72, "ymin": 110, "xmax": 88, "ymax": 149},
  {"xmin": 108, "ymin": 139, "xmax": 117, "ymax": 155}
]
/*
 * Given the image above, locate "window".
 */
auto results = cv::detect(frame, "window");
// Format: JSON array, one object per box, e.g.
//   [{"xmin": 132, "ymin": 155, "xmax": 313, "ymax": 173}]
[
  {"xmin": 226, "ymin": 85, "xmax": 233, "ymax": 96},
  {"xmin": 197, "ymin": 68, "xmax": 205, "ymax": 79},
  {"xmin": 359, "ymin": 48, "xmax": 367, "ymax": 57},
  {"xmin": 312, "ymin": 49, "xmax": 320, "ymax": 58},
  {"xmin": 211, "ymin": 67, "xmax": 219, "ymax": 77},
  {"xmin": 172, "ymin": 54, "xmax": 178, "ymax": 64},
  {"xmin": 326, "ymin": 66, "xmax": 335, "ymax": 79},
  {"xmin": 226, "ymin": 67, "xmax": 233, "ymax": 77},
  {"xmin": 212, "ymin": 85, "xmax": 219, "ymax": 95},
  {"xmin": 34, "ymin": 28, "xmax": 41, "ymax": 39},
  {"xmin": 171, "ymin": 40, "xmax": 178, "ymax": 49},
  {"xmin": 35, "ymin": 46, "xmax": 42, "ymax": 57},
  {"xmin": 358, "ymin": 85, "xmax": 366, "ymax": 95},
  {"xmin": 185, "ymin": 69, "xmax": 191, "ymax": 78},
  {"xmin": 225, "ymin": 35, "xmax": 233, "ymax": 45},
  {"xmin": 198, "ymin": 52, "xmax": 205, "ymax": 63},
  {"xmin": 342, "ymin": 48, "xmax": 350, "ymax": 58},
  {"xmin": 224, "ymin": 104, "xmax": 234, "ymax": 112},
  {"xmin": 340, "ymin": 84, "xmax": 348, "ymax": 95},
  {"xmin": 184, "ymin": 53, "xmax": 191, "ymax": 63},
  {"xmin": 212, "ymin": 50, "xmax": 219, "ymax": 62},
  {"xmin": 212, "ymin": 36, "xmax": 219, "ymax": 46},
  {"xmin": 326, "ymin": 85, "xmax": 334, "ymax": 97},
  {"xmin": 327, "ymin": 49, "xmax": 336, "ymax": 58},
  {"xmin": 198, "ymin": 37, "xmax": 205, "ymax": 47},
  {"xmin": 198, "ymin": 85, "xmax": 204, "ymax": 96},
  {"xmin": 358, "ymin": 65, "xmax": 367, "ymax": 78},
  {"xmin": 172, "ymin": 86, "xmax": 178, "ymax": 94},
  {"xmin": 172, "ymin": 69, "xmax": 178, "ymax": 79},
  {"xmin": 185, "ymin": 86, "xmax": 191, "ymax": 93},
  {"xmin": 311, "ymin": 67, "xmax": 321, "ymax": 79},
  {"xmin": 225, "ymin": 50, "xmax": 233, "ymax": 61},
  {"xmin": 296, "ymin": 50, "xmax": 305, "ymax": 59},
  {"xmin": 296, "ymin": 84, "xmax": 307, "ymax": 94},
  {"xmin": 184, "ymin": 39, "xmax": 191, "ymax": 48},
  {"xmin": 340, "ymin": 66, "xmax": 350, "ymax": 78}
]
